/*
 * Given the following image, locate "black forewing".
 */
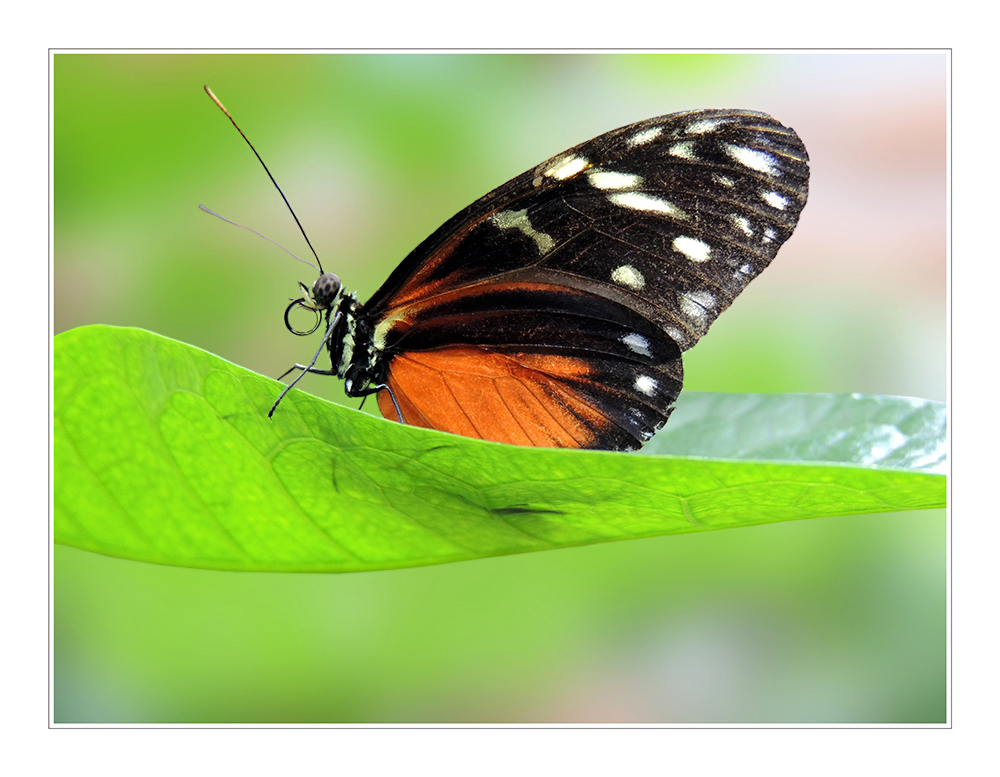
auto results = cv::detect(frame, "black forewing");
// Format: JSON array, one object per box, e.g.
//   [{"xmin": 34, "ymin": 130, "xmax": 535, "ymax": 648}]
[
  {"xmin": 360, "ymin": 109, "xmax": 809, "ymax": 449},
  {"xmin": 363, "ymin": 108, "xmax": 809, "ymax": 353}
]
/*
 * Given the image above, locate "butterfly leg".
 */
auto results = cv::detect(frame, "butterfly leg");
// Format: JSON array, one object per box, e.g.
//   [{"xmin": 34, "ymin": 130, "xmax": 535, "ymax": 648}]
[
  {"xmin": 357, "ymin": 383, "xmax": 405, "ymax": 425},
  {"xmin": 275, "ymin": 364, "xmax": 338, "ymax": 381},
  {"xmin": 268, "ymin": 311, "xmax": 341, "ymax": 418}
]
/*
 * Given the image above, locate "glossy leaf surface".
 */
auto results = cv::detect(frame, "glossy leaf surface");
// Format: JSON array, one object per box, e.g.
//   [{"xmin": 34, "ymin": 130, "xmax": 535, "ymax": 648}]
[{"xmin": 54, "ymin": 326, "xmax": 946, "ymax": 572}]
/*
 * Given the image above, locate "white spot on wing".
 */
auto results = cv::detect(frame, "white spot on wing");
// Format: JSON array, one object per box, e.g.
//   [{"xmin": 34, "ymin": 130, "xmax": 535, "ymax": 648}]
[
  {"xmin": 609, "ymin": 192, "xmax": 687, "ymax": 219},
  {"xmin": 491, "ymin": 208, "xmax": 555, "ymax": 254},
  {"xmin": 679, "ymin": 290, "xmax": 716, "ymax": 327},
  {"xmin": 611, "ymin": 264, "xmax": 645, "ymax": 291},
  {"xmin": 635, "ymin": 375, "xmax": 657, "ymax": 396},
  {"xmin": 762, "ymin": 191, "xmax": 789, "ymax": 210},
  {"xmin": 724, "ymin": 143, "xmax": 778, "ymax": 175},
  {"xmin": 713, "ymin": 174, "xmax": 735, "ymax": 188},
  {"xmin": 763, "ymin": 227, "xmax": 777, "ymax": 242},
  {"xmin": 729, "ymin": 214, "xmax": 753, "ymax": 236},
  {"xmin": 543, "ymin": 154, "xmax": 589, "ymax": 180},
  {"xmin": 588, "ymin": 170, "xmax": 643, "ymax": 190},
  {"xmin": 628, "ymin": 127, "xmax": 662, "ymax": 146},
  {"xmin": 672, "ymin": 235, "xmax": 712, "ymax": 262},
  {"xmin": 685, "ymin": 289, "xmax": 716, "ymax": 309},
  {"xmin": 669, "ymin": 141, "xmax": 697, "ymax": 160},
  {"xmin": 685, "ymin": 118, "xmax": 726, "ymax": 135},
  {"xmin": 621, "ymin": 333, "xmax": 653, "ymax": 358}
]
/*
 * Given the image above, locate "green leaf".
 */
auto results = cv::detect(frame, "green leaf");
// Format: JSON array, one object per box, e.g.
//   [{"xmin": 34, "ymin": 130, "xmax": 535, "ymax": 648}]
[{"xmin": 54, "ymin": 326, "xmax": 947, "ymax": 573}]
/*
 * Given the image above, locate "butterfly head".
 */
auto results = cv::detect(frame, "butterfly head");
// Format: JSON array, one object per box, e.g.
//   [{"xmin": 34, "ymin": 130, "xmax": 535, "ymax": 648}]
[{"xmin": 310, "ymin": 272, "xmax": 343, "ymax": 309}]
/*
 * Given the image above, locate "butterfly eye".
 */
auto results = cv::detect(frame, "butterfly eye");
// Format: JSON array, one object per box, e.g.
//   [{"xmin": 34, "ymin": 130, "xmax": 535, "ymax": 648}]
[{"xmin": 311, "ymin": 273, "xmax": 342, "ymax": 309}]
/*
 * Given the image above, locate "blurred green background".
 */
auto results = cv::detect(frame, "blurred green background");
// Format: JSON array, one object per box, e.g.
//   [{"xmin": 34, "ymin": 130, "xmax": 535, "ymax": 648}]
[{"xmin": 54, "ymin": 52, "xmax": 947, "ymax": 723}]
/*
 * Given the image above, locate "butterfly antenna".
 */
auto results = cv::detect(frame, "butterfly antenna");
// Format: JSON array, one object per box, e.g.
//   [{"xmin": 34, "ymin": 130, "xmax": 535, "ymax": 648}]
[
  {"xmin": 198, "ymin": 206, "xmax": 321, "ymax": 273},
  {"xmin": 204, "ymin": 85, "xmax": 325, "ymax": 274}
]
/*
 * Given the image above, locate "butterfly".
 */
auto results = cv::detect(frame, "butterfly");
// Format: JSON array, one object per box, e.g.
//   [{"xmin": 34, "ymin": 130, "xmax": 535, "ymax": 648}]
[{"xmin": 209, "ymin": 91, "xmax": 809, "ymax": 451}]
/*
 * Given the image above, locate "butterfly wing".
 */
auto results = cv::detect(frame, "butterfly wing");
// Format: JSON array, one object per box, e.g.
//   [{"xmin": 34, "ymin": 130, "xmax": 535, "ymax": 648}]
[{"xmin": 366, "ymin": 109, "xmax": 809, "ymax": 450}]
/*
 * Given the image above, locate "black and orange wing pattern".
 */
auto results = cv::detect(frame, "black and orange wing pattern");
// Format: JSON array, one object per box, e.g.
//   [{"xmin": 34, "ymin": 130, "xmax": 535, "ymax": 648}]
[{"xmin": 358, "ymin": 109, "xmax": 810, "ymax": 450}]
